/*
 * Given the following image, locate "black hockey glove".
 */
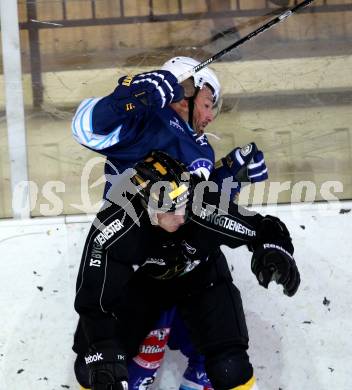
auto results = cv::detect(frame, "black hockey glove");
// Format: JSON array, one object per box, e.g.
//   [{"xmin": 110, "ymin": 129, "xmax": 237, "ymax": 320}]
[
  {"xmin": 85, "ymin": 340, "xmax": 128, "ymax": 390},
  {"xmin": 251, "ymin": 216, "xmax": 300, "ymax": 297},
  {"xmin": 114, "ymin": 70, "xmax": 184, "ymax": 114}
]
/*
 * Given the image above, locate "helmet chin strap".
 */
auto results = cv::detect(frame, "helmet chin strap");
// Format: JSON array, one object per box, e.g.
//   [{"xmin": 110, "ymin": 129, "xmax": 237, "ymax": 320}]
[{"xmin": 186, "ymin": 87, "xmax": 200, "ymax": 130}]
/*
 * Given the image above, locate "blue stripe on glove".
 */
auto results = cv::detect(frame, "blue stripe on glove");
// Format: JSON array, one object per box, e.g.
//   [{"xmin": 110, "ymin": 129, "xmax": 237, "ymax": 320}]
[{"xmin": 247, "ymin": 150, "xmax": 268, "ymax": 182}]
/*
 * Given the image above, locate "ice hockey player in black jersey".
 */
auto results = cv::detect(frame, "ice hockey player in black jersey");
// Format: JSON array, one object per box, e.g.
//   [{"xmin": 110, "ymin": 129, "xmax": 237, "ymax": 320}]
[{"xmin": 74, "ymin": 150, "xmax": 300, "ymax": 390}]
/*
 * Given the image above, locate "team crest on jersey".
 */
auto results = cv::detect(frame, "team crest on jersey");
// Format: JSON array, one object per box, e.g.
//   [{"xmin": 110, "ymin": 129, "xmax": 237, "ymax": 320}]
[{"xmin": 188, "ymin": 158, "xmax": 213, "ymax": 179}]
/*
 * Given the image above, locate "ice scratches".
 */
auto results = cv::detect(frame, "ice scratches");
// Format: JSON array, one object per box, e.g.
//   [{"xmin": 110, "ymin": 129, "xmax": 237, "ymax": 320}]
[
  {"xmin": 40, "ymin": 104, "xmax": 74, "ymax": 120},
  {"xmin": 51, "ymin": 72, "xmax": 74, "ymax": 93},
  {"xmin": 0, "ymin": 231, "xmax": 46, "ymax": 246},
  {"xmin": 30, "ymin": 19, "xmax": 63, "ymax": 27}
]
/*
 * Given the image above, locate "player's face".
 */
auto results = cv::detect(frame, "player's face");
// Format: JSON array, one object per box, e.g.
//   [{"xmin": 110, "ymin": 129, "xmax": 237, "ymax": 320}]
[
  {"xmin": 193, "ymin": 86, "xmax": 215, "ymax": 135},
  {"xmin": 156, "ymin": 208, "xmax": 186, "ymax": 232}
]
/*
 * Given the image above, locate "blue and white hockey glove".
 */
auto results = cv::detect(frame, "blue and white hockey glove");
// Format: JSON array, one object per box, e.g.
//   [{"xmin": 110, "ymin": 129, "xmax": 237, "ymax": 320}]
[
  {"xmin": 213, "ymin": 142, "xmax": 268, "ymax": 200},
  {"xmin": 114, "ymin": 70, "xmax": 184, "ymax": 113}
]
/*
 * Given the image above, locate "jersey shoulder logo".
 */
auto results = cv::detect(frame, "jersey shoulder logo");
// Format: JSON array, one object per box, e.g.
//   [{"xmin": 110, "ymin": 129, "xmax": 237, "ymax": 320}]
[
  {"xmin": 169, "ymin": 116, "xmax": 185, "ymax": 132},
  {"xmin": 194, "ymin": 133, "xmax": 209, "ymax": 146}
]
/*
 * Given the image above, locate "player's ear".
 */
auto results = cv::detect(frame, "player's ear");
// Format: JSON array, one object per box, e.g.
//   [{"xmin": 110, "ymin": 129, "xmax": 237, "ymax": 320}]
[{"xmin": 179, "ymin": 98, "xmax": 189, "ymax": 108}]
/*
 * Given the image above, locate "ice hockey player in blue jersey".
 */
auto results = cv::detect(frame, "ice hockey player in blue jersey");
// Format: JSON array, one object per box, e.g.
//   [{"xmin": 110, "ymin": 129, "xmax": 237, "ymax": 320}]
[
  {"xmin": 72, "ymin": 56, "xmax": 267, "ymax": 198},
  {"xmin": 72, "ymin": 57, "xmax": 218, "ymax": 198},
  {"xmin": 72, "ymin": 56, "xmax": 268, "ymax": 390}
]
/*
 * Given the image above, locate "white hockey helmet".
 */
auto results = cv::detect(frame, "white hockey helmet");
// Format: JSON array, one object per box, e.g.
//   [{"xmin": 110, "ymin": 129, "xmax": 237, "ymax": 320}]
[{"xmin": 161, "ymin": 56, "xmax": 221, "ymax": 105}]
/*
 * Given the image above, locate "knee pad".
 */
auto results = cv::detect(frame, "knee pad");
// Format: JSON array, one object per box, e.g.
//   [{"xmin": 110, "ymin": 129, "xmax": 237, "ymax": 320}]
[{"xmin": 205, "ymin": 349, "xmax": 253, "ymax": 390}]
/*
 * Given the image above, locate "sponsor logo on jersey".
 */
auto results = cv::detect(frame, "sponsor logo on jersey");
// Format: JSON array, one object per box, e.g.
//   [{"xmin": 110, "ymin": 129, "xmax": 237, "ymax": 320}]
[
  {"xmin": 199, "ymin": 207, "xmax": 256, "ymax": 237},
  {"xmin": 140, "ymin": 345, "xmax": 164, "ymax": 354},
  {"xmin": 133, "ymin": 328, "xmax": 170, "ymax": 370},
  {"xmin": 85, "ymin": 352, "xmax": 103, "ymax": 364},
  {"xmin": 89, "ymin": 241, "xmax": 103, "ymax": 267},
  {"xmin": 188, "ymin": 158, "xmax": 213, "ymax": 180},
  {"xmin": 170, "ymin": 117, "xmax": 185, "ymax": 132},
  {"xmin": 199, "ymin": 207, "xmax": 213, "ymax": 219},
  {"xmin": 94, "ymin": 218, "xmax": 124, "ymax": 246}
]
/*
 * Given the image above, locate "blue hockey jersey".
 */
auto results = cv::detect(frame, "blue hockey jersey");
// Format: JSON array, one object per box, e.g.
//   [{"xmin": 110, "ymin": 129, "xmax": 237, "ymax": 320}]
[{"xmin": 72, "ymin": 95, "xmax": 215, "ymax": 197}]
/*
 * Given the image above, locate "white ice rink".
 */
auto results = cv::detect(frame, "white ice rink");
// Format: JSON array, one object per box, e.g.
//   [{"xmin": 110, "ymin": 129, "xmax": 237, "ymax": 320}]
[{"xmin": 0, "ymin": 202, "xmax": 351, "ymax": 390}]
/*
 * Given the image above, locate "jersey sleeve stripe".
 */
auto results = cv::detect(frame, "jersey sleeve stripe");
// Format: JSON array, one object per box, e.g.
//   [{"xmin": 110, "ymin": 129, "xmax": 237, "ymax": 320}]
[
  {"xmin": 72, "ymin": 98, "xmax": 96, "ymax": 144},
  {"xmin": 93, "ymin": 125, "xmax": 123, "ymax": 149},
  {"xmin": 72, "ymin": 98, "xmax": 124, "ymax": 151},
  {"xmin": 79, "ymin": 99, "xmax": 95, "ymax": 143}
]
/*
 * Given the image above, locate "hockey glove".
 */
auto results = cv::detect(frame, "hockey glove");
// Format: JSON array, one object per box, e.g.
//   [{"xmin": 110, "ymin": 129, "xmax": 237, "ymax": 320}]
[
  {"xmin": 251, "ymin": 216, "xmax": 300, "ymax": 297},
  {"xmin": 85, "ymin": 340, "xmax": 128, "ymax": 390},
  {"xmin": 213, "ymin": 142, "xmax": 268, "ymax": 200},
  {"xmin": 114, "ymin": 70, "xmax": 184, "ymax": 114}
]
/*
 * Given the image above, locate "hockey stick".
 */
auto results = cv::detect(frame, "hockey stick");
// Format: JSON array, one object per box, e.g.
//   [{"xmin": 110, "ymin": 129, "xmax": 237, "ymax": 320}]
[{"xmin": 177, "ymin": 0, "xmax": 316, "ymax": 83}]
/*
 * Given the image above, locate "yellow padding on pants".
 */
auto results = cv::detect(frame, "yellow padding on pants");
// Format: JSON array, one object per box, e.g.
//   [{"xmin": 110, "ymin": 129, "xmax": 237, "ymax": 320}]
[{"xmin": 230, "ymin": 376, "xmax": 256, "ymax": 390}]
